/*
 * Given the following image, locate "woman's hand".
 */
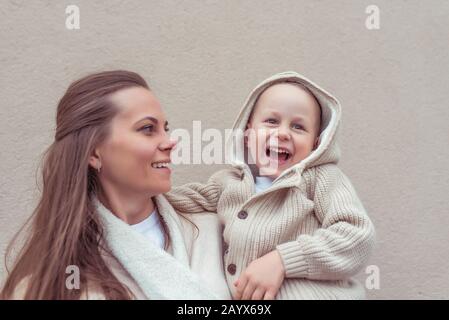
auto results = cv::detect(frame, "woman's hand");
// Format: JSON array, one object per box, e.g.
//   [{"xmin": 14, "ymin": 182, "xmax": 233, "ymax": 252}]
[{"xmin": 233, "ymin": 250, "xmax": 285, "ymax": 300}]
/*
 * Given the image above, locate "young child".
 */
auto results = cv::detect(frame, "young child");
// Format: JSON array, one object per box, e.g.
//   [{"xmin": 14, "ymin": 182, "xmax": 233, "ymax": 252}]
[{"xmin": 166, "ymin": 71, "xmax": 375, "ymax": 300}]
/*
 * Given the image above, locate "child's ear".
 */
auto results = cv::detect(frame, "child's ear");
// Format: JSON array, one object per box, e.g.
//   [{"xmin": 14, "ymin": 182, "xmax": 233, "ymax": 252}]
[
  {"xmin": 313, "ymin": 136, "xmax": 320, "ymax": 150},
  {"xmin": 244, "ymin": 122, "xmax": 252, "ymax": 146}
]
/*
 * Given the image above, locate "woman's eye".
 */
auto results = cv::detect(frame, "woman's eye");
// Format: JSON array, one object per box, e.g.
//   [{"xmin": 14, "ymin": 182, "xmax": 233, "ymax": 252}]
[{"xmin": 139, "ymin": 125, "xmax": 154, "ymax": 134}]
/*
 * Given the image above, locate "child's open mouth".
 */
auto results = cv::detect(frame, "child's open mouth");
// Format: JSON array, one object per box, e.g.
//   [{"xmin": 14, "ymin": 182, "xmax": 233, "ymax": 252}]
[{"xmin": 265, "ymin": 147, "xmax": 291, "ymax": 164}]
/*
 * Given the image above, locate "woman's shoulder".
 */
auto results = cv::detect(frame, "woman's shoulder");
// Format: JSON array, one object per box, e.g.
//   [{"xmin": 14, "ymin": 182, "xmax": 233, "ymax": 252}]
[{"xmin": 176, "ymin": 212, "xmax": 231, "ymax": 299}]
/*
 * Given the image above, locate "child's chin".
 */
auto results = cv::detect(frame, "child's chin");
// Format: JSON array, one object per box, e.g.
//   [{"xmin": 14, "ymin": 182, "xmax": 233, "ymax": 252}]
[
  {"xmin": 258, "ymin": 162, "xmax": 295, "ymax": 179},
  {"xmin": 257, "ymin": 166, "xmax": 281, "ymax": 179}
]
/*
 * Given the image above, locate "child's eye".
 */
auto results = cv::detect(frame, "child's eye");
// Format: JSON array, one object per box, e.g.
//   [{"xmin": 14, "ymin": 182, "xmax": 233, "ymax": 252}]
[
  {"xmin": 139, "ymin": 124, "xmax": 154, "ymax": 134},
  {"xmin": 292, "ymin": 123, "xmax": 305, "ymax": 131},
  {"xmin": 265, "ymin": 118, "xmax": 278, "ymax": 124}
]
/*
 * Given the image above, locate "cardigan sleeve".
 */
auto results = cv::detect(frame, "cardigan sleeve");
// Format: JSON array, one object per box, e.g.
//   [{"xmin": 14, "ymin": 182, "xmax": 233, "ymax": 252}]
[
  {"xmin": 164, "ymin": 171, "xmax": 225, "ymax": 214},
  {"xmin": 276, "ymin": 164, "xmax": 376, "ymax": 280}
]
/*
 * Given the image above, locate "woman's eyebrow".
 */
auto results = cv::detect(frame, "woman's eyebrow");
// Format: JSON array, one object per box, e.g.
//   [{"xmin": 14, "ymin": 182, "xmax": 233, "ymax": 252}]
[
  {"xmin": 135, "ymin": 116, "xmax": 158, "ymax": 125},
  {"xmin": 135, "ymin": 116, "xmax": 168, "ymax": 127}
]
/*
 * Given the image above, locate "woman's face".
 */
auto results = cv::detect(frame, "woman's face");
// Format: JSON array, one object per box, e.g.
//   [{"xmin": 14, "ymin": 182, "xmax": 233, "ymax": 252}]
[{"xmin": 93, "ymin": 86, "xmax": 176, "ymax": 197}]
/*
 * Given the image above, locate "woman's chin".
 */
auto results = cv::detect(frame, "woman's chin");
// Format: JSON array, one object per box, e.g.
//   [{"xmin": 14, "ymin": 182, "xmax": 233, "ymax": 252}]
[{"xmin": 152, "ymin": 183, "xmax": 171, "ymax": 195}]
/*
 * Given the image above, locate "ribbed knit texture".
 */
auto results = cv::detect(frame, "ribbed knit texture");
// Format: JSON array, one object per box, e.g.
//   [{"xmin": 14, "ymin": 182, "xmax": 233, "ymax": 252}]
[{"xmin": 166, "ymin": 71, "xmax": 375, "ymax": 300}]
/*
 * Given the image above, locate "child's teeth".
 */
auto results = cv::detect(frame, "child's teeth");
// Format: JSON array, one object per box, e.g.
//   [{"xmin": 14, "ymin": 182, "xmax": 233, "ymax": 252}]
[{"xmin": 269, "ymin": 147, "xmax": 289, "ymax": 154}]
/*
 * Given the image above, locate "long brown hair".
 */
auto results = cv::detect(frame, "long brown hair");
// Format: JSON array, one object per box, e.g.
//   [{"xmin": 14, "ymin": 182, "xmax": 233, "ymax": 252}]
[{"xmin": 1, "ymin": 70, "xmax": 149, "ymax": 299}]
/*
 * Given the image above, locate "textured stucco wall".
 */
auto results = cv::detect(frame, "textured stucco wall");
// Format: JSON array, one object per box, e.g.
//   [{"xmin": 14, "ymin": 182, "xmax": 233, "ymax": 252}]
[{"xmin": 1, "ymin": 0, "xmax": 448, "ymax": 299}]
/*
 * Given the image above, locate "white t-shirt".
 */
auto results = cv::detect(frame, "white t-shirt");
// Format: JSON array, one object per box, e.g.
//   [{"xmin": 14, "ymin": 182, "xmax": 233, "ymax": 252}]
[
  {"xmin": 255, "ymin": 176, "xmax": 274, "ymax": 194},
  {"xmin": 130, "ymin": 208, "xmax": 166, "ymax": 250}
]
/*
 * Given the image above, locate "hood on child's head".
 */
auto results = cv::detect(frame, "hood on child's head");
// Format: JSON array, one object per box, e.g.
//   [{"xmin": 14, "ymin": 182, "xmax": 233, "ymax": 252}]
[{"xmin": 226, "ymin": 71, "xmax": 342, "ymax": 183}]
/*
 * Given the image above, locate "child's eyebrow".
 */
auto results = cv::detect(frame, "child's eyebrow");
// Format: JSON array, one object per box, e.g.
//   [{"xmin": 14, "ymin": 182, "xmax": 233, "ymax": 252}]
[
  {"xmin": 291, "ymin": 116, "xmax": 307, "ymax": 123},
  {"xmin": 265, "ymin": 110, "xmax": 308, "ymax": 121},
  {"xmin": 264, "ymin": 109, "xmax": 281, "ymax": 117}
]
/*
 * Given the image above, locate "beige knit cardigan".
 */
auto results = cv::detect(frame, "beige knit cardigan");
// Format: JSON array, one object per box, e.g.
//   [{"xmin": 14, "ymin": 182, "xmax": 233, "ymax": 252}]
[{"xmin": 166, "ymin": 71, "xmax": 376, "ymax": 300}]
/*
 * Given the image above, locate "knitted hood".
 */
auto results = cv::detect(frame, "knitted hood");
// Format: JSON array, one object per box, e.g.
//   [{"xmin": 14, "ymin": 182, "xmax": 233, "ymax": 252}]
[{"xmin": 227, "ymin": 71, "xmax": 341, "ymax": 183}]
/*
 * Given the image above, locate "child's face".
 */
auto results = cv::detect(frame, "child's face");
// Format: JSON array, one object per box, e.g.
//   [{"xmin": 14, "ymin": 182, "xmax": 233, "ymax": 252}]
[{"xmin": 246, "ymin": 83, "xmax": 321, "ymax": 179}]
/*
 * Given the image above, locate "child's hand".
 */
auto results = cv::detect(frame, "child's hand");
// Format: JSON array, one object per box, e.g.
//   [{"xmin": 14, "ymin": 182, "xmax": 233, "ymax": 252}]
[{"xmin": 233, "ymin": 250, "xmax": 285, "ymax": 300}]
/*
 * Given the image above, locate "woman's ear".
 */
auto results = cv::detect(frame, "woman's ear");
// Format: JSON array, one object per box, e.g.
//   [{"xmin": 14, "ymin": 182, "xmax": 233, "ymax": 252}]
[{"xmin": 88, "ymin": 148, "xmax": 102, "ymax": 171}]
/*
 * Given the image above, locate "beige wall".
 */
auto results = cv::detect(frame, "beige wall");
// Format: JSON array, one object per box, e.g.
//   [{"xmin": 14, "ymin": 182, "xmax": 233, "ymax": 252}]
[{"xmin": 1, "ymin": 0, "xmax": 448, "ymax": 299}]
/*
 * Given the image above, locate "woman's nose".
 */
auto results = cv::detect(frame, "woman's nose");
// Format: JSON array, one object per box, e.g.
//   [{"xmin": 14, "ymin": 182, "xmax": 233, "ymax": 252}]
[{"xmin": 159, "ymin": 137, "xmax": 177, "ymax": 151}]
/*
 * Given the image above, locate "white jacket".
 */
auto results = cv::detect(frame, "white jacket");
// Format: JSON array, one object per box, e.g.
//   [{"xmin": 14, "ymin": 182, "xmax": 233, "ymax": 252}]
[{"xmin": 12, "ymin": 194, "xmax": 231, "ymax": 300}]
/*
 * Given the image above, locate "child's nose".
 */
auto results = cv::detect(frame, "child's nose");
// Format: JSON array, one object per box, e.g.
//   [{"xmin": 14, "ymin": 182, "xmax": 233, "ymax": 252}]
[{"xmin": 275, "ymin": 126, "xmax": 290, "ymax": 141}]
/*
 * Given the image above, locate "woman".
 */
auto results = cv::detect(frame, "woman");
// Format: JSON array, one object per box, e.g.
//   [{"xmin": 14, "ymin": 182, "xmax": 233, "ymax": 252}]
[{"xmin": 0, "ymin": 70, "xmax": 230, "ymax": 299}]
